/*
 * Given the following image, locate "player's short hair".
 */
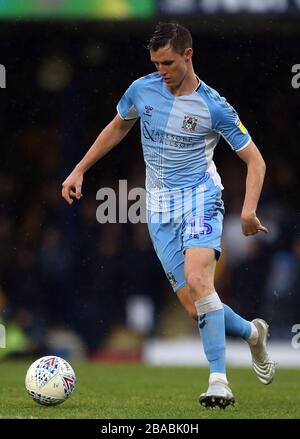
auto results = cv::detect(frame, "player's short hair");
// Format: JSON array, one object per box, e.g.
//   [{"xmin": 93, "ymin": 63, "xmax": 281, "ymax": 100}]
[{"xmin": 147, "ymin": 22, "xmax": 193, "ymax": 54}]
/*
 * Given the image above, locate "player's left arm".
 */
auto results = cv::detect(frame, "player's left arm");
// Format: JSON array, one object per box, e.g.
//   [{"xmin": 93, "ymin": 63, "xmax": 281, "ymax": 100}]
[{"xmin": 236, "ymin": 140, "xmax": 269, "ymax": 236}]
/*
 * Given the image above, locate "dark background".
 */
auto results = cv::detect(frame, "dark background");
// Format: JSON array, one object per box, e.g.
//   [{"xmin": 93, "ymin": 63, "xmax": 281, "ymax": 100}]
[{"xmin": 0, "ymin": 17, "xmax": 299, "ymax": 358}]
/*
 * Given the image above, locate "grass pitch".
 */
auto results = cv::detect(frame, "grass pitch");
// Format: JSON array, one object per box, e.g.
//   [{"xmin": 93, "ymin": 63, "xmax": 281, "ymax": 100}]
[{"xmin": 0, "ymin": 360, "xmax": 299, "ymax": 419}]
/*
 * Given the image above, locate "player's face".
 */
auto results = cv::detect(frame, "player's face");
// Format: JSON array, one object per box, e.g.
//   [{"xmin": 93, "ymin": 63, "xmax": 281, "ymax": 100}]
[{"xmin": 150, "ymin": 44, "xmax": 192, "ymax": 89}]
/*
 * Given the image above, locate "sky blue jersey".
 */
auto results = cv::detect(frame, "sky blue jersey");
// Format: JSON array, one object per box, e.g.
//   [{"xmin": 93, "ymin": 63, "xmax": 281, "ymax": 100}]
[{"xmin": 117, "ymin": 72, "xmax": 251, "ymax": 212}]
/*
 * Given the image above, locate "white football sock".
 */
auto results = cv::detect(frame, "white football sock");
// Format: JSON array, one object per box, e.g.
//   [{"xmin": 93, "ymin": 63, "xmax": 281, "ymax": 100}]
[{"xmin": 209, "ymin": 372, "xmax": 228, "ymax": 385}]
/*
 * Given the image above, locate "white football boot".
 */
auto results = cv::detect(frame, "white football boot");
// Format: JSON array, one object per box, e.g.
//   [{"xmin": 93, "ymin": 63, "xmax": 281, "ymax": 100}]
[
  {"xmin": 248, "ymin": 318, "xmax": 276, "ymax": 385},
  {"xmin": 199, "ymin": 380, "xmax": 235, "ymax": 409}
]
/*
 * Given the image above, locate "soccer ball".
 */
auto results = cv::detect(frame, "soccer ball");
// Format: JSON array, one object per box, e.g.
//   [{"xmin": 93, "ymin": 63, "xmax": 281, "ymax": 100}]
[{"xmin": 25, "ymin": 356, "xmax": 76, "ymax": 405}]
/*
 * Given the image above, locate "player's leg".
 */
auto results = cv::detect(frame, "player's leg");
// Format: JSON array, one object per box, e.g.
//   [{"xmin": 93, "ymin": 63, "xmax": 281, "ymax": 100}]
[
  {"xmin": 222, "ymin": 307, "xmax": 275, "ymax": 384},
  {"xmin": 182, "ymin": 192, "xmax": 236, "ymax": 407},
  {"xmin": 177, "ymin": 284, "xmax": 253, "ymax": 340},
  {"xmin": 182, "ymin": 187, "xmax": 275, "ymax": 388},
  {"xmin": 147, "ymin": 216, "xmax": 235, "ymax": 407},
  {"xmin": 184, "ymin": 246, "xmax": 234, "ymax": 408},
  {"xmin": 148, "ymin": 211, "xmax": 233, "ymax": 408},
  {"xmin": 177, "ymin": 279, "xmax": 275, "ymax": 385}
]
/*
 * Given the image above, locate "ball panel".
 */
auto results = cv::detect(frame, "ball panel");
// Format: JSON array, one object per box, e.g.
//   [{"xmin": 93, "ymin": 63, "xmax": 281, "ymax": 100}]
[
  {"xmin": 26, "ymin": 389, "xmax": 65, "ymax": 405},
  {"xmin": 25, "ymin": 356, "xmax": 76, "ymax": 406}
]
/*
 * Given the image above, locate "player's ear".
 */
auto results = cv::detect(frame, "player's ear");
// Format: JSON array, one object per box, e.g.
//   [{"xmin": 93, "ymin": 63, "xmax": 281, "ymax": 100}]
[{"xmin": 184, "ymin": 47, "xmax": 193, "ymax": 62}]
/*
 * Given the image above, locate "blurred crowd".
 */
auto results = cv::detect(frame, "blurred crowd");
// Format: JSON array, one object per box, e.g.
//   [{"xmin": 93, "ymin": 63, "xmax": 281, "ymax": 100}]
[{"xmin": 0, "ymin": 22, "xmax": 299, "ymax": 359}]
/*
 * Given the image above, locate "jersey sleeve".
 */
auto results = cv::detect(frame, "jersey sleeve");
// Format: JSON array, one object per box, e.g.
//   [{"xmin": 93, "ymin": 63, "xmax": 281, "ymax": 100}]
[
  {"xmin": 211, "ymin": 96, "xmax": 251, "ymax": 151},
  {"xmin": 116, "ymin": 82, "xmax": 140, "ymax": 120}
]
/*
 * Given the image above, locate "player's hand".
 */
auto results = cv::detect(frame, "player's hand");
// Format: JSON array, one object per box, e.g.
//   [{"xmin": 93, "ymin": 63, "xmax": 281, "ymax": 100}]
[
  {"xmin": 241, "ymin": 211, "xmax": 269, "ymax": 236},
  {"xmin": 61, "ymin": 168, "xmax": 83, "ymax": 205}
]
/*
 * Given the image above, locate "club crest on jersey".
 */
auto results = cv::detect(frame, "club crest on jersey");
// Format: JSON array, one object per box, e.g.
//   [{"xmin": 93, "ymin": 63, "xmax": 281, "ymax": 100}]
[
  {"xmin": 181, "ymin": 115, "xmax": 198, "ymax": 132},
  {"xmin": 143, "ymin": 105, "xmax": 153, "ymax": 116}
]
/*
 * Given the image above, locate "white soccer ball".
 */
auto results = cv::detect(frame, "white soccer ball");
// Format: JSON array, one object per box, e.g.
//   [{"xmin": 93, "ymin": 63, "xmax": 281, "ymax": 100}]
[{"xmin": 25, "ymin": 356, "xmax": 76, "ymax": 405}]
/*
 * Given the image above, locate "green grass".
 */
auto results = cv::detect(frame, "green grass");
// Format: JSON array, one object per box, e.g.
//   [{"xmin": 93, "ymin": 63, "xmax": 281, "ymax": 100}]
[{"xmin": 0, "ymin": 360, "xmax": 299, "ymax": 419}]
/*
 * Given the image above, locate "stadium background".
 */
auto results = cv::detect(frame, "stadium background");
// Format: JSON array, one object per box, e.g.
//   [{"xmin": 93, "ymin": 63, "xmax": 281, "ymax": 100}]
[{"xmin": 0, "ymin": 0, "xmax": 299, "ymax": 364}]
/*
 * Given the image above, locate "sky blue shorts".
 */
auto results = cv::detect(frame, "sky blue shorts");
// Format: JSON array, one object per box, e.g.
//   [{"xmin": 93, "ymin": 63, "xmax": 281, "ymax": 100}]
[{"xmin": 147, "ymin": 191, "xmax": 225, "ymax": 293}]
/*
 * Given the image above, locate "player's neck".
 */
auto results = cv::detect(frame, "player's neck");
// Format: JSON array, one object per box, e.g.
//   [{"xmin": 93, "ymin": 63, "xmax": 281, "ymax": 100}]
[{"xmin": 168, "ymin": 69, "xmax": 200, "ymax": 97}]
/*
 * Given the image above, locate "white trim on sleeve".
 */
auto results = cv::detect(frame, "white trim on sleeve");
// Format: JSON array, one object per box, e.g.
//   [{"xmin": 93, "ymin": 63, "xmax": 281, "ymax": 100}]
[
  {"xmin": 116, "ymin": 104, "xmax": 139, "ymax": 121},
  {"xmin": 235, "ymin": 137, "xmax": 252, "ymax": 152}
]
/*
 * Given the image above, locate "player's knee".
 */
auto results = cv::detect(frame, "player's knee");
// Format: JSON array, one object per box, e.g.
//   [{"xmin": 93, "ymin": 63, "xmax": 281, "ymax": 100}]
[{"xmin": 186, "ymin": 271, "xmax": 208, "ymax": 295}]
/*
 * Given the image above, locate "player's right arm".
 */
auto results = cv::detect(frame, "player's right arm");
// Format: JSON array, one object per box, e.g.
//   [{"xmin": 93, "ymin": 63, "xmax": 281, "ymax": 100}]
[{"xmin": 61, "ymin": 114, "xmax": 137, "ymax": 205}]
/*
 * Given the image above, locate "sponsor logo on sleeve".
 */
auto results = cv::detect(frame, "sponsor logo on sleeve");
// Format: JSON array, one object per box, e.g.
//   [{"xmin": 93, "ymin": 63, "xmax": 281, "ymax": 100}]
[{"xmin": 235, "ymin": 117, "xmax": 247, "ymax": 134}]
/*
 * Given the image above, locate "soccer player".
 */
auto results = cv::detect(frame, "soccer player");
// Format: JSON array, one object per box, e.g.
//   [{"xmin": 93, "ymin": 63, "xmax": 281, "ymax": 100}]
[{"xmin": 62, "ymin": 23, "xmax": 275, "ymax": 408}]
